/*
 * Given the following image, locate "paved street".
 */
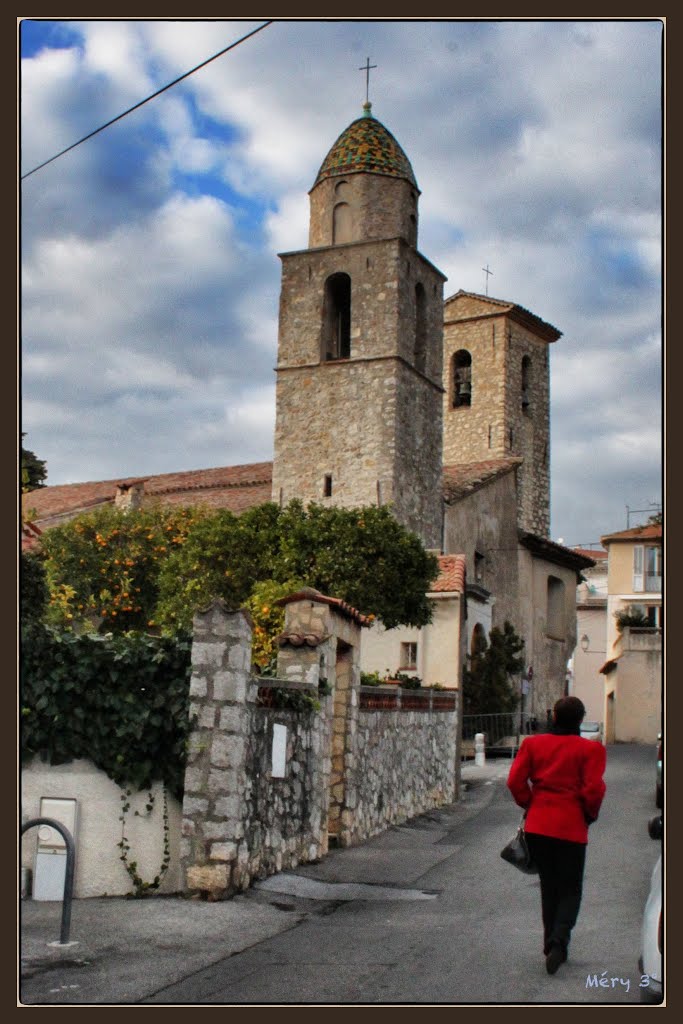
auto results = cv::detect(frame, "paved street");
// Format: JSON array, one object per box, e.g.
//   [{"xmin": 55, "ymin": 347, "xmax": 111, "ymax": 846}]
[{"xmin": 20, "ymin": 743, "xmax": 661, "ymax": 1005}]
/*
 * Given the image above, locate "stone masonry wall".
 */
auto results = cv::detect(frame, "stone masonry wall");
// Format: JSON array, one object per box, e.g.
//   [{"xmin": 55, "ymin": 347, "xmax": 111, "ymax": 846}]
[
  {"xmin": 272, "ymin": 237, "xmax": 444, "ymax": 548},
  {"xmin": 342, "ymin": 704, "xmax": 458, "ymax": 847},
  {"xmin": 309, "ymin": 173, "xmax": 418, "ymax": 248},
  {"xmin": 442, "ymin": 306, "xmax": 551, "ymax": 538},
  {"xmin": 276, "ymin": 594, "xmax": 458, "ymax": 851},
  {"xmin": 443, "ymin": 472, "xmax": 520, "ymax": 632},
  {"xmin": 181, "ymin": 593, "xmax": 460, "ymax": 898},
  {"xmin": 505, "ymin": 327, "xmax": 550, "ymax": 537},
  {"xmin": 443, "ymin": 313, "xmax": 508, "ymax": 465},
  {"xmin": 275, "ymin": 594, "xmax": 361, "ymax": 849},
  {"xmin": 180, "ymin": 600, "xmax": 330, "ymax": 899}
]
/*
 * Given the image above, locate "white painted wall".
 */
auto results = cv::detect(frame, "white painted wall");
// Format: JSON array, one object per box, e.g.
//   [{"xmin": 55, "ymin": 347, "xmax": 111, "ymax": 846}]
[
  {"xmin": 571, "ymin": 605, "xmax": 608, "ymax": 723},
  {"xmin": 360, "ymin": 595, "xmax": 462, "ymax": 688},
  {"xmin": 21, "ymin": 759, "xmax": 182, "ymax": 898}
]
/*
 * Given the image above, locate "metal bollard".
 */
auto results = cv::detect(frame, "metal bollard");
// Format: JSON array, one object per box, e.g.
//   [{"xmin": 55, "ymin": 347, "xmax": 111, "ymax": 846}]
[
  {"xmin": 474, "ymin": 732, "xmax": 485, "ymax": 767},
  {"xmin": 21, "ymin": 817, "xmax": 77, "ymax": 946}
]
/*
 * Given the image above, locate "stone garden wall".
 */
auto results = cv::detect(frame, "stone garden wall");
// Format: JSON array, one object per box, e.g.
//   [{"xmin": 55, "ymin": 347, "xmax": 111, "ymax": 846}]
[
  {"xmin": 179, "ymin": 599, "xmax": 332, "ymax": 899},
  {"xmin": 180, "ymin": 591, "xmax": 459, "ymax": 900},
  {"xmin": 346, "ymin": 693, "xmax": 459, "ymax": 846}
]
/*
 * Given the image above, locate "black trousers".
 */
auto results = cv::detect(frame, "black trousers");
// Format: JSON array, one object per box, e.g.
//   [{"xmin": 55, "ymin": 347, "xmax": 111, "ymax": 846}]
[{"xmin": 525, "ymin": 833, "xmax": 587, "ymax": 954}]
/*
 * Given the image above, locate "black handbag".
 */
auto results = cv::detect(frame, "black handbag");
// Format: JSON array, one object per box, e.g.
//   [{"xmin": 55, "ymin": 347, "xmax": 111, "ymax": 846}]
[{"xmin": 500, "ymin": 818, "xmax": 538, "ymax": 874}]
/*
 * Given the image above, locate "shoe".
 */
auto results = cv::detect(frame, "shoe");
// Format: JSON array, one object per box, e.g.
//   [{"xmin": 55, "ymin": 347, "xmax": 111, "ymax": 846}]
[{"xmin": 546, "ymin": 945, "xmax": 566, "ymax": 975}]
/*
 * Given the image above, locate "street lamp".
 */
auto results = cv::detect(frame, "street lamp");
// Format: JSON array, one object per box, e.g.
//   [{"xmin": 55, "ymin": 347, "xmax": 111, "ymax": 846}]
[{"xmin": 580, "ymin": 634, "xmax": 590, "ymax": 653}]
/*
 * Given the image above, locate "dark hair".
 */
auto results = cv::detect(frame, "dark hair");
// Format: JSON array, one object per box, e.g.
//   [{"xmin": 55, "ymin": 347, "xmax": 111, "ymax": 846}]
[{"xmin": 553, "ymin": 696, "xmax": 585, "ymax": 729}]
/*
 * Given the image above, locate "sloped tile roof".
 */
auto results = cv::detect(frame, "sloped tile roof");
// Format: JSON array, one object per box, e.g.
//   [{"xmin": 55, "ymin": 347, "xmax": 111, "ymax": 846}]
[
  {"xmin": 430, "ymin": 554, "xmax": 466, "ymax": 594},
  {"xmin": 573, "ymin": 547, "xmax": 608, "ymax": 560},
  {"xmin": 601, "ymin": 524, "xmax": 662, "ymax": 545},
  {"xmin": 442, "ymin": 457, "xmax": 522, "ymax": 502},
  {"xmin": 21, "ymin": 520, "xmax": 42, "ymax": 552},
  {"xmin": 275, "ymin": 587, "xmax": 372, "ymax": 626},
  {"xmin": 519, "ymin": 531, "xmax": 596, "ymax": 572},
  {"xmin": 27, "ymin": 462, "xmax": 274, "ymax": 526},
  {"xmin": 32, "ymin": 458, "xmax": 528, "ymax": 528}
]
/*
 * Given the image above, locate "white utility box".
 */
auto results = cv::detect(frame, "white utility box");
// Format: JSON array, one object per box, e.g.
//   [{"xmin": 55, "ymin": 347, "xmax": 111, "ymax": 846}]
[{"xmin": 32, "ymin": 797, "xmax": 78, "ymax": 901}]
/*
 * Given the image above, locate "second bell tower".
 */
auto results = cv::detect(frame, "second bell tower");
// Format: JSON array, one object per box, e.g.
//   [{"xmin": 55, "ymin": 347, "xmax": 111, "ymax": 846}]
[{"xmin": 271, "ymin": 103, "xmax": 446, "ymax": 549}]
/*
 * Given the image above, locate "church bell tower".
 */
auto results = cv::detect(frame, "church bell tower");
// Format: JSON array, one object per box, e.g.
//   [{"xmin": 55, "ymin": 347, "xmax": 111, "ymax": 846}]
[{"xmin": 271, "ymin": 102, "xmax": 447, "ymax": 549}]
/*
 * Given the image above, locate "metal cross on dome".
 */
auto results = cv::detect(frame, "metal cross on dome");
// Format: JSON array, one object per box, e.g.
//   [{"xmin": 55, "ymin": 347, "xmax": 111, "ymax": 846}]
[{"xmin": 359, "ymin": 57, "xmax": 377, "ymax": 104}]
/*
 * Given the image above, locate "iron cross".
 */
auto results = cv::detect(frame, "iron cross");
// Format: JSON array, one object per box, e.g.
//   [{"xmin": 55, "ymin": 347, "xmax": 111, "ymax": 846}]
[
  {"xmin": 482, "ymin": 264, "xmax": 493, "ymax": 295},
  {"xmin": 359, "ymin": 57, "xmax": 377, "ymax": 103}
]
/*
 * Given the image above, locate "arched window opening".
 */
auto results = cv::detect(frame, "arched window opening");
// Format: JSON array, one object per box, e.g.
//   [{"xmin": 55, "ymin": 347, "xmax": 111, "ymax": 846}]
[
  {"xmin": 322, "ymin": 273, "xmax": 351, "ymax": 361},
  {"xmin": 521, "ymin": 356, "xmax": 531, "ymax": 414},
  {"xmin": 414, "ymin": 283, "xmax": 427, "ymax": 374},
  {"xmin": 332, "ymin": 203, "xmax": 352, "ymax": 244},
  {"xmin": 452, "ymin": 350, "xmax": 472, "ymax": 407}
]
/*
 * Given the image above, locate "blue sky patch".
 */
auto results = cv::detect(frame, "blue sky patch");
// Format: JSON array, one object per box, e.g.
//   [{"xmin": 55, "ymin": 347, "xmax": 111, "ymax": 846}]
[{"xmin": 20, "ymin": 19, "xmax": 83, "ymax": 59}]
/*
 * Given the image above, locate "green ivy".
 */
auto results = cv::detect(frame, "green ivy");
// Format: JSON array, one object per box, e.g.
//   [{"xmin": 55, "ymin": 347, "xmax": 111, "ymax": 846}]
[
  {"xmin": 258, "ymin": 687, "xmax": 321, "ymax": 713},
  {"xmin": 21, "ymin": 551, "xmax": 49, "ymax": 624},
  {"xmin": 20, "ymin": 623, "xmax": 193, "ymax": 798},
  {"xmin": 117, "ymin": 787, "xmax": 172, "ymax": 897}
]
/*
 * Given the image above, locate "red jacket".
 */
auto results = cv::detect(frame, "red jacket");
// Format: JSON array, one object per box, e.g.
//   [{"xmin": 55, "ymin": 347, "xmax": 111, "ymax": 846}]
[{"xmin": 507, "ymin": 732, "xmax": 607, "ymax": 844}]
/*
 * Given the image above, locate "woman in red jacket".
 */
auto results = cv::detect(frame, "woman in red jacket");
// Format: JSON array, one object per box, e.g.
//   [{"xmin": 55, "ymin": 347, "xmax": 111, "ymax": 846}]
[{"xmin": 507, "ymin": 696, "xmax": 606, "ymax": 975}]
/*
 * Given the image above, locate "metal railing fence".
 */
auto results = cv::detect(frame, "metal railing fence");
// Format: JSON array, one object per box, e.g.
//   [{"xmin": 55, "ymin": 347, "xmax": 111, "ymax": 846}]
[{"xmin": 461, "ymin": 711, "xmax": 543, "ymax": 759}]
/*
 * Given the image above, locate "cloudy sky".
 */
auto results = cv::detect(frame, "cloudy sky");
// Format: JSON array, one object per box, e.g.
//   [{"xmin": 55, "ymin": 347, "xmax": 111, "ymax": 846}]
[{"xmin": 20, "ymin": 18, "xmax": 663, "ymax": 547}]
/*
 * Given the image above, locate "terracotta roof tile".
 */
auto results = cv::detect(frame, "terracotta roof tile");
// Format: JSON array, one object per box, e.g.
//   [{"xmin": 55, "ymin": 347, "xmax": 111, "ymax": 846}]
[
  {"xmin": 601, "ymin": 524, "xmax": 662, "ymax": 544},
  {"xmin": 442, "ymin": 458, "xmax": 522, "ymax": 502},
  {"xmin": 21, "ymin": 520, "xmax": 43, "ymax": 552},
  {"xmin": 519, "ymin": 531, "xmax": 596, "ymax": 571},
  {"xmin": 275, "ymin": 587, "xmax": 372, "ymax": 626},
  {"xmin": 430, "ymin": 554, "xmax": 466, "ymax": 594},
  {"xmin": 573, "ymin": 547, "xmax": 608, "ymax": 560},
  {"xmin": 29, "ymin": 457, "xmax": 557, "ymax": 539},
  {"xmin": 29, "ymin": 463, "xmax": 274, "ymax": 526}
]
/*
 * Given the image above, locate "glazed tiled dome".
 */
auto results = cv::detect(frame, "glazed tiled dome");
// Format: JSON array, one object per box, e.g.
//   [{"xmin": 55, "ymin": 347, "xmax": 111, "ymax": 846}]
[{"xmin": 312, "ymin": 104, "xmax": 418, "ymax": 190}]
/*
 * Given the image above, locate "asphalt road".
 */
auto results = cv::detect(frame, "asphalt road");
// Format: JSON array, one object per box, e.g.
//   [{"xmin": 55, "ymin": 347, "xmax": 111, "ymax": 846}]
[
  {"xmin": 21, "ymin": 743, "xmax": 661, "ymax": 1005},
  {"xmin": 143, "ymin": 742, "xmax": 661, "ymax": 1005}
]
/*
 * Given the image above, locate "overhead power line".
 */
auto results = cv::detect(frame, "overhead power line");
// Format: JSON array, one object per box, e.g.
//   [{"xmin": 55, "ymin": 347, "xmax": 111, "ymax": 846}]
[{"xmin": 21, "ymin": 20, "xmax": 273, "ymax": 181}]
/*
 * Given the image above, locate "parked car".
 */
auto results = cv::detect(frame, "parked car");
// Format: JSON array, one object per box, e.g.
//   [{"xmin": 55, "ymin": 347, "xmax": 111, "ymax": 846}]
[
  {"xmin": 639, "ymin": 814, "xmax": 663, "ymax": 1003},
  {"xmin": 656, "ymin": 733, "xmax": 663, "ymax": 809},
  {"xmin": 580, "ymin": 721, "xmax": 603, "ymax": 742}
]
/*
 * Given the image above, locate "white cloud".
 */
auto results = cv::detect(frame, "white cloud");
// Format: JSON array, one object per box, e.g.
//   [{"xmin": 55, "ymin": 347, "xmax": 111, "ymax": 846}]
[{"xmin": 20, "ymin": 18, "xmax": 662, "ymax": 545}]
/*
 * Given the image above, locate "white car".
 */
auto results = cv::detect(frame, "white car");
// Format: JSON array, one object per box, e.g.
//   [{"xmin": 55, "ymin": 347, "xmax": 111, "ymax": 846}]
[
  {"xmin": 580, "ymin": 721, "xmax": 603, "ymax": 742},
  {"xmin": 639, "ymin": 815, "xmax": 663, "ymax": 1003}
]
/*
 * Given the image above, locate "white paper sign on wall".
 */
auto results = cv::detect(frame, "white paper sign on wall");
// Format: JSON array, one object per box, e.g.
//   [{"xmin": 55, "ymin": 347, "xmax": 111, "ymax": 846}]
[{"xmin": 272, "ymin": 724, "xmax": 287, "ymax": 778}]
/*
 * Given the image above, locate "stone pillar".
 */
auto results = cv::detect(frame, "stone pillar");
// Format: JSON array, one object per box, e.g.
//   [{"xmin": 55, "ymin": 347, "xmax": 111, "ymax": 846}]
[
  {"xmin": 276, "ymin": 590, "xmax": 363, "ymax": 850},
  {"xmin": 180, "ymin": 599, "xmax": 253, "ymax": 899}
]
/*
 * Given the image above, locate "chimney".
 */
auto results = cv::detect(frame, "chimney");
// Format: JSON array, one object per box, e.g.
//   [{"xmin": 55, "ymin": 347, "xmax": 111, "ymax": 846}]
[{"xmin": 114, "ymin": 479, "xmax": 146, "ymax": 512}]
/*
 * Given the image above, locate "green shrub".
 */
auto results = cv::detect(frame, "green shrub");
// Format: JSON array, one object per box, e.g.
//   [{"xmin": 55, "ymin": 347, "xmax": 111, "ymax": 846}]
[{"xmin": 20, "ymin": 624, "xmax": 193, "ymax": 797}]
